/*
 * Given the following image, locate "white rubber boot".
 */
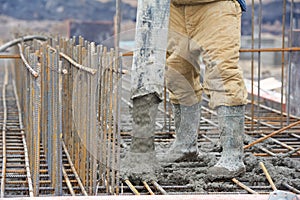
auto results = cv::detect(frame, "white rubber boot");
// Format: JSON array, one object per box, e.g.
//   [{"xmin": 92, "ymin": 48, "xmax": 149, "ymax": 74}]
[
  {"xmin": 163, "ymin": 103, "xmax": 201, "ymax": 162},
  {"xmin": 207, "ymin": 105, "xmax": 246, "ymax": 180},
  {"xmin": 121, "ymin": 93, "xmax": 160, "ymax": 181}
]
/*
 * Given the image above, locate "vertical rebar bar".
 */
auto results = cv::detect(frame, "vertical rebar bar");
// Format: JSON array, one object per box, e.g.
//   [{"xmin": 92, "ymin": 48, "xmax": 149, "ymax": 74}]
[
  {"xmin": 13, "ymin": 79, "xmax": 34, "ymax": 197},
  {"xmin": 79, "ymin": 46, "xmax": 88, "ymax": 193},
  {"xmin": 90, "ymin": 46, "xmax": 98, "ymax": 195},
  {"xmin": 281, "ymin": 0, "xmax": 287, "ymax": 128},
  {"xmin": 107, "ymin": 49, "xmax": 114, "ymax": 194},
  {"xmin": 56, "ymin": 59, "xmax": 63, "ymax": 195},
  {"xmin": 115, "ymin": 51, "xmax": 122, "ymax": 195},
  {"xmin": 47, "ymin": 47, "xmax": 54, "ymax": 192},
  {"xmin": 250, "ymin": 0, "xmax": 255, "ymax": 131},
  {"xmin": 115, "ymin": 0, "xmax": 121, "ymax": 49},
  {"xmin": 0, "ymin": 64, "xmax": 8, "ymax": 198},
  {"xmin": 287, "ymin": 0, "xmax": 294, "ymax": 124},
  {"xmin": 257, "ymin": 0, "xmax": 262, "ymax": 130},
  {"xmin": 101, "ymin": 47, "xmax": 109, "ymax": 193}
]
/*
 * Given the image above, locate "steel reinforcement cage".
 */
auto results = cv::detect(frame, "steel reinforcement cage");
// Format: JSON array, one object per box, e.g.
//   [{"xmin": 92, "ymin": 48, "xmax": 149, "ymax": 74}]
[{"xmin": 12, "ymin": 36, "xmax": 122, "ymax": 196}]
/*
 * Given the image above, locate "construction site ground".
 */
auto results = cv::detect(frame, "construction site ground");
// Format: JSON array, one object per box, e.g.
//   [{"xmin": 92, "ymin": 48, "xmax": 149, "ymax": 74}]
[{"xmin": 117, "ymin": 58, "xmax": 300, "ymax": 196}]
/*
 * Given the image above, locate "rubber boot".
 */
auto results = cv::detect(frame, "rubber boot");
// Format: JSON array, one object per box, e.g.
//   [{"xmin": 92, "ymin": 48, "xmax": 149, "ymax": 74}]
[
  {"xmin": 207, "ymin": 105, "xmax": 246, "ymax": 180},
  {"xmin": 121, "ymin": 93, "xmax": 160, "ymax": 181},
  {"xmin": 162, "ymin": 103, "xmax": 201, "ymax": 162}
]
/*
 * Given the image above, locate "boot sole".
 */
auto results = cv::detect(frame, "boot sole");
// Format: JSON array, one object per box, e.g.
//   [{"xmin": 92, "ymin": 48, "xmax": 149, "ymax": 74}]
[
  {"xmin": 206, "ymin": 166, "xmax": 246, "ymax": 181},
  {"xmin": 159, "ymin": 151, "xmax": 202, "ymax": 163}
]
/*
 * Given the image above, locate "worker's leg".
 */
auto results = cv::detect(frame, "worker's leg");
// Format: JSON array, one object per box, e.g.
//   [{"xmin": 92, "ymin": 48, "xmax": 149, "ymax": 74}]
[
  {"xmin": 122, "ymin": 0, "xmax": 171, "ymax": 180},
  {"xmin": 187, "ymin": 0, "xmax": 248, "ymax": 178},
  {"xmin": 121, "ymin": 93, "xmax": 160, "ymax": 181},
  {"xmin": 162, "ymin": 3, "xmax": 203, "ymax": 162}
]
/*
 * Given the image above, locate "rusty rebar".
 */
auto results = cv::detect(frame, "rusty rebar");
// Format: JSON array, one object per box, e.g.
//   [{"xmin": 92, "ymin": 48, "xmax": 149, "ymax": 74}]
[
  {"xmin": 282, "ymin": 182, "xmax": 300, "ymax": 194},
  {"xmin": 62, "ymin": 167, "xmax": 75, "ymax": 196},
  {"xmin": 143, "ymin": 181, "xmax": 155, "ymax": 195},
  {"xmin": 280, "ymin": 0, "xmax": 287, "ymax": 128},
  {"xmin": 0, "ymin": 35, "xmax": 47, "ymax": 52},
  {"xmin": 0, "ymin": 54, "xmax": 21, "ymax": 59},
  {"xmin": 124, "ymin": 180, "xmax": 140, "ymax": 195},
  {"xmin": 17, "ymin": 44, "xmax": 39, "ymax": 78},
  {"xmin": 260, "ymin": 133, "xmax": 300, "ymax": 156},
  {"xmin": 0, "ymin": 65, "xmax": 8, "ymax": 198},
  {"xmin": 244, "ymin": 120, "xmax": 300, "ymax": 149},
  {"xmin": 151, "ymin": 181, "xmax": 168, "ymax": 195},
  {"xmin": 232, "ymin": 178, "xmax": 258, "ymax": 194},
  {"xmin": 62, "ymin": 141, "xmax": 88, "ymax": 196},
  {"xmin": 13, "ymin": 79, "xmax": 34, "ymax": 197},
  {"xmin": 259, "ymin": 162, "xmax": 277, "ymax": 191},
  {"xmin": 123, "ymin": 46, "xmax": 300, "ymax": 58}
]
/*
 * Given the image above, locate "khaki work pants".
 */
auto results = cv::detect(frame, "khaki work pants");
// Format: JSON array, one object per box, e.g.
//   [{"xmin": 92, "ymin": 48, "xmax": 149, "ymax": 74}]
[{"xmin": 166, "ymin": 0, "xmax": 248, "ymax": 108}]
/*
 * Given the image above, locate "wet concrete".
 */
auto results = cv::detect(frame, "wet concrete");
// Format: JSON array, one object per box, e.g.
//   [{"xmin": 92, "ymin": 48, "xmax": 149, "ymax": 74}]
[{"xmin": 121, "ymin": 140, "xmax": 300, "ymax": 193}]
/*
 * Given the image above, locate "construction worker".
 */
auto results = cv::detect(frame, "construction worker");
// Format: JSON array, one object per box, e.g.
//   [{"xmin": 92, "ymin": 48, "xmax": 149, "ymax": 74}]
[
  {"xmin": 122, "ymin": 0, "xmax": 247, "ymax": 181},
  {"xmin": 165, "ymin": 0, "xmax": 248, "ymax": 180}
]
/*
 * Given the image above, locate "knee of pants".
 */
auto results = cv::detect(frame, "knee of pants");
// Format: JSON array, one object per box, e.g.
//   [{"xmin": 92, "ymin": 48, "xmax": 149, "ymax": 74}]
[{"xmin": 166, "ymin": 56, "xmax": 202, "ymax": 106}]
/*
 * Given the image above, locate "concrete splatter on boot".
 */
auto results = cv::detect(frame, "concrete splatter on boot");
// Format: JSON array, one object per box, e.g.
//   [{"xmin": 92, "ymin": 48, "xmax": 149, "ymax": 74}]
[
  {"xmin": 121, "ymin": 93, "xmax": 160, "ymax": 181},
  {"xmin": 161, "ymin": 103, "xmax": 201, "ymax": 162},
  {"xmin": 207, "ymin": 105, "xmax": 246, "ymax": 180}
]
